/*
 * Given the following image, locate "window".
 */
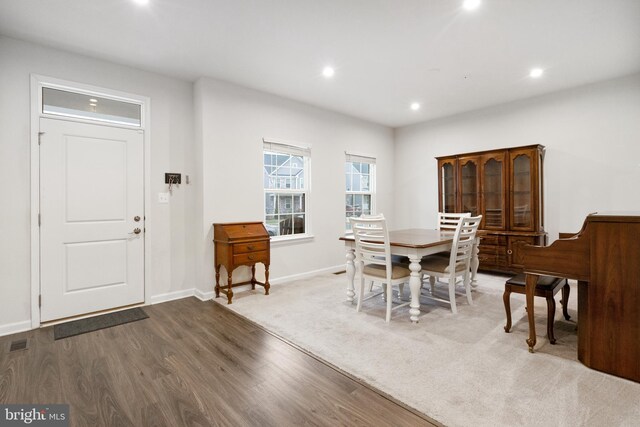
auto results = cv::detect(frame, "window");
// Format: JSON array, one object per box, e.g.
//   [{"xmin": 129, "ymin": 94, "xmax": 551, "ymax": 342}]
[
  {"xmin": 345, "ymin": 153, "xmax": 376, "ymax": 231},
  {"xmin": 263, "ymin": 139, "xmax": 311, "ymax": 239},
  {"xmin": 42, "ymin": 87, "xmax": 142, "ymax": 126}
]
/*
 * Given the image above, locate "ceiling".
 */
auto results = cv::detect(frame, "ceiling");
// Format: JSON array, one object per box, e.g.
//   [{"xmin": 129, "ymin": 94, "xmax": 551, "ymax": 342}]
[{"xmin": 1, "ymin": 0, "xmax": 639, "ymax": 127}]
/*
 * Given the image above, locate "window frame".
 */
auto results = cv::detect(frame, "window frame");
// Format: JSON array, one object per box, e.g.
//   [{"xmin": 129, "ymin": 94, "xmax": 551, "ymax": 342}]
[
  {"xmin": 345, "ymin": 153, "xmax": 376, "ymax": 233},
  {"xmin": 263, "ymin": 139, "xmax": 312, "ymax": 242}
]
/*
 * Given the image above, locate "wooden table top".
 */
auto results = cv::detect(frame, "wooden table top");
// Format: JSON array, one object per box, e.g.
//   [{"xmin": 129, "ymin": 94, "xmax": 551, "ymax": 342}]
[{"xmin": 340, "ymin": 228, "xmax": 453, "ymax": 249}]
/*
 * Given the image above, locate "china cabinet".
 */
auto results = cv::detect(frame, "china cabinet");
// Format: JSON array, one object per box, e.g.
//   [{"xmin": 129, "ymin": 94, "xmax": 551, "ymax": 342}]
[{"xmin": 437, "ymin": 145, "xmax": 546, "ymax": 273}]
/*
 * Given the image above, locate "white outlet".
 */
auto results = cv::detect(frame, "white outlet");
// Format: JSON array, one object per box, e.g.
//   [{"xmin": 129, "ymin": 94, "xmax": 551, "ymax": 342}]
[{"xmin": 158, "ymin": 192, "xmax": 170, "ymax": 204}]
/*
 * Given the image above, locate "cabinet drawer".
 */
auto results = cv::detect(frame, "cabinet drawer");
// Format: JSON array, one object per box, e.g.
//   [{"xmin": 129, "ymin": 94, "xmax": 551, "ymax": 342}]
[
  {"xmin": 479, "ymin": 234, "xmax": 507, "ymax": 246},
  {"xmin": 234, "ymin": 241, "xmax": 268, "ymax": 254},
  {"xmin": 233, "ymin": 250, "xmax": 268, "ymax": 265}
]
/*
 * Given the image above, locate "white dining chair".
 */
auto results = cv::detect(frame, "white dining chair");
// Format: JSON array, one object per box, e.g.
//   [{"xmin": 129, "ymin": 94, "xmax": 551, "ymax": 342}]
[
  {"xmin": 438, "ymin": 212, "xmax": 471, "ymax": 235},
  {"xmin": 420, "ymin": 215, "xmax": 482, "ymax": 314},
  {"xmin": 433, "ymin": 212, "xmax": 471, "ymax": 255},
  {"xmin": 349, "ymin": 215, "xmax": 411, "ymax": 322}
]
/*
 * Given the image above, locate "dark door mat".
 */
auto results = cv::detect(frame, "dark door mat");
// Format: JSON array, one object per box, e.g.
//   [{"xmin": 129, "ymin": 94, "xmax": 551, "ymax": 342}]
[{"xmin": 54, "ymin": 307, "xmax": 149, "ymax": 340}]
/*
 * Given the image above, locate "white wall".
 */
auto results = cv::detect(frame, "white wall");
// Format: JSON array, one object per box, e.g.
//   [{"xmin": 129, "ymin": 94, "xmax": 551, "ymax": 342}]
[
  {"xmin": 3, "ymin": 35, "xmax": 637, "ymax": 334},
  {"xmin": 394, "ymin": 73, "xmax": 640, "ymax": 241},
  {"xmin": 194, "ymin": 78, "xmax": 395, "ymax": 292},
  {"xmin": 0, "ymin": 36, "xmax": 196, "ymax": 331}
]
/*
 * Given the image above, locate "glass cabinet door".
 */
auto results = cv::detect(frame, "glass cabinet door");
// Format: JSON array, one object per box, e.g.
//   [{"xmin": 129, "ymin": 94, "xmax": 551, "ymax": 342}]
[
  {"xmin": 438, "ymin": 159, "xmax": 457, "ymax": 213},
  {"xmin": 510, "ymin": 148, "xmax": 536, "ymax": 230},
  {"xmin": 458, "ymin": 156, "xmax": 479, "ymax": 216},
  {"xmin": 481, "ymin": 153, "xmax": 506, "ymax": 229}
]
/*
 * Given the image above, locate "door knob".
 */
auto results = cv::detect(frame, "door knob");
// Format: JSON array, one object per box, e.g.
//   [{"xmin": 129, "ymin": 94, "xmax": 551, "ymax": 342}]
[
  {"xmin": 134, "ymin": 216, "xmax": 141, "ymax": 222},
  {"xmin": 129, "ymin": 228, "xmax": 142, "ymax": 235}
]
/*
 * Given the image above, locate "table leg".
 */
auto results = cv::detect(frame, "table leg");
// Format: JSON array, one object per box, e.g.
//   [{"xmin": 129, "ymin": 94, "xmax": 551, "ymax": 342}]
[
  {"xmin": 346, "ymin": 248, "xmax": 356, "ymax": 303},
  {"xmin": 525, "ymin": 273, "xmax": 539, "ymax": 352},
  {"xmin": 409, "ymin": 256, "xmax": 422, "ymax": 323},
  {"xmin": 470, "ymin": 239, "xmax": 479, "ymax": 288}
]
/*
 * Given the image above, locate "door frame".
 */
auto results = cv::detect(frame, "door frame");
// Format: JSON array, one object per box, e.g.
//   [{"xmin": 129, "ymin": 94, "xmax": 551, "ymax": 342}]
[{"xmin": 30, "ymin": 74, "xmax": 151, "ymax": 328}]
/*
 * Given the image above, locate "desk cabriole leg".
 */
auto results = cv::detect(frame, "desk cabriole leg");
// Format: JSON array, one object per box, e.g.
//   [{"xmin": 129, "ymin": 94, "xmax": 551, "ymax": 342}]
[
  {"xmin": 227, "ymin": 273, "xmax": 234, "ymax": 304},
  {"xmin": 251, "ymin": 264, "xmax": 256, "ymax": 290},
  {"xmin": 264, "ymin": 264, "xmax": 270, "ymax": 295},
  {"xmin": 409, "ymin": 257, "xmax": 422, "ymax": 323},
  {"xmin": 346, "ymin": 249, "xmax": 356, "ymax": 303},
  {"xmin": 215, "ymin": 264, "xmax": 221, "ymax": 298},
  {"xmin": 525, "ymin": 273, "xmax": 538, "ymax": 352}
]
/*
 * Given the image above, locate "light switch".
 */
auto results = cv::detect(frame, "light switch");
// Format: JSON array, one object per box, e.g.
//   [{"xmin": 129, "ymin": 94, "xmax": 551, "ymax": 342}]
[{"xmin": 158, "ymin": 192, "xmax": 169, "ymax": 204}]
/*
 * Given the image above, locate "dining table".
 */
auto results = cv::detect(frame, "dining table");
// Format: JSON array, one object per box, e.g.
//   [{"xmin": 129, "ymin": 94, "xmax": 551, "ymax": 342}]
[{"xmin": 339, "ymin": 228, "xmax": 479, "ymax": 322}]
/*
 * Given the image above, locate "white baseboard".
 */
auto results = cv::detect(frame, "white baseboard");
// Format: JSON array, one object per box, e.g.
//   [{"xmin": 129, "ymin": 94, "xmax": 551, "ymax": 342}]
[
  {"xmin": 194, "ymin": 289, "xmax": 215, "ymax": 301},
  {"xmin": 0, "ymin": 320, "xmax": 32, "ymax": 338},
  {"xmin": 0, "ymin": 266, "xmax": 346, "ymax": 335},
  {"xmin": 150, "ymin": 289, "xmax": 196, "ymax": 305},
  {"xmin": 269, "ymin": 264, "xmax": 345, "ymax": 285},
  {"xmin": 192, "ymin": 264, "xmax": 344, "ymax": 298}
]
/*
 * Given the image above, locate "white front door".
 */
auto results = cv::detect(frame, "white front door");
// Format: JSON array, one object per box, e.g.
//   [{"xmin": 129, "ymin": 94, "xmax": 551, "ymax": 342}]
[{"xmin": 39, "ymin": 117, "xmax": 144, "ymax": 322}]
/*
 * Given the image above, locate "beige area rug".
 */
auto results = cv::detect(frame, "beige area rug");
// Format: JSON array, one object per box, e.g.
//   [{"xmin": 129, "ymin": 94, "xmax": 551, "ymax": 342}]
[{"xmin": 213, "ymin": 272, "xmax": 640, "ymax": 427}]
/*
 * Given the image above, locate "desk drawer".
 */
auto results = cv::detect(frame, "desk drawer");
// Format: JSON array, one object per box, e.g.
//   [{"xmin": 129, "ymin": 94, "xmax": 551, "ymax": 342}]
[
  {"xmin": 234, "ymin": 241, "xmax": 268, "ymax": 254},
  {"xmin": 233, "ymin": 250, "xmax": 268, "ymax": 265}
]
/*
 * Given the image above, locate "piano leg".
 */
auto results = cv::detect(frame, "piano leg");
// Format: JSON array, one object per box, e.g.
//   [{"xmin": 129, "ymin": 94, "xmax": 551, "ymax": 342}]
[
  {"xmin": 561, "ymin": 281, "xmax": 571, "ymax": 320},
  {"xmin": 525, "ymin": 273, "xmax": 539, "ymax": 352}
]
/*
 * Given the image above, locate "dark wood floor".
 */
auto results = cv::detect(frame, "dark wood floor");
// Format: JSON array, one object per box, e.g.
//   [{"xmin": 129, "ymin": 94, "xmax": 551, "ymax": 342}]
[{"xmin": 0, "ymin": 297, "xmax": 437, "ymax": 427}]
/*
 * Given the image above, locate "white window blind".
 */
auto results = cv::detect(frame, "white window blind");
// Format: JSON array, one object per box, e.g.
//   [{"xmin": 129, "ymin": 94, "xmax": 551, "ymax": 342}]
[
  {"xmin": 263, "ymin": 139, "xmax": 311, "ymax": 157},
  {"xmin": 345, "ymin": 152, "xmax": 376, "ymax": 165}
]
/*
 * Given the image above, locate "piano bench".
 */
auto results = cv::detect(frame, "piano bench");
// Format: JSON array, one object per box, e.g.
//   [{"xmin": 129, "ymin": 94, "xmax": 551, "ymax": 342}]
[{"xmin": 503, "ymin": 274, "xmax": 570, "ymax": 344}]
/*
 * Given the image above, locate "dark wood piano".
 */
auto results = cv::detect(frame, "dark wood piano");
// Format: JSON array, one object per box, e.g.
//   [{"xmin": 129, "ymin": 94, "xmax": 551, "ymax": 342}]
[{"xmin": 517, "ymin": 212, "xmax": 640, "ymax": 383}]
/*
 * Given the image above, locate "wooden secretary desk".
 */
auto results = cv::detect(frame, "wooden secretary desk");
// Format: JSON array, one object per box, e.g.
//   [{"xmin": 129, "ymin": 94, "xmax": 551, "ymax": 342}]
[{"xmin": 213, "ymin": 222, "xmax": 271, "ymax": 304}]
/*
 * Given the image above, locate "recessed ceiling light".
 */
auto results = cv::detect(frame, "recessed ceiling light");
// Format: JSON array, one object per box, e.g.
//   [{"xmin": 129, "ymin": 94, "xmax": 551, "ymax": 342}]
[
  {"xmin": 462, "ymin": 0, "xmax": 481, "ymax": 11},
  {"xmin": 322, "ymin": 66, "xmax": 335, "ymax": 78},
  {"xmin": 529, "ymin": 68, "xmax": 544, "ymax": 78},
  {"xmin": 89, "ymin": 98, "xmax": 98, "ymax": 103},
  {"xmin": 410, "ymin": 102, "xmax": 421, "ymax": 111},
  {"xmin": 133, "ymin": 0, "xmax": 149, "ymax": 5}
]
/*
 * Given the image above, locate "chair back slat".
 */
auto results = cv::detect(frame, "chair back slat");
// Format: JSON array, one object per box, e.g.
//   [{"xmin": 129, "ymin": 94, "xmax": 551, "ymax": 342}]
[
  {"xmin": 349, "ymin": 215, "xmax": 392, "ymax": 274},
  {"xmin": 438, "ymin": 212, "xmax": 471, "ymax": 236},
  {"xmin": 450, "ymin": 215, "xmax": 482, "ymax": 272}
]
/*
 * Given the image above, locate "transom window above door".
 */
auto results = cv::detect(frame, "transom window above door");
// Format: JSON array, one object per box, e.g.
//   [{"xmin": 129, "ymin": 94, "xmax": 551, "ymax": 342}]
[{"xmin": 42, "ymin": 87, "xmax": 142, "ymax": 126}]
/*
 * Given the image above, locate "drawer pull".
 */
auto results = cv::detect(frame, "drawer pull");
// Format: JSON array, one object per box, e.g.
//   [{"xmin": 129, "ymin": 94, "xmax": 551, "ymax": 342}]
[
  {"xmin": 248, "ymin": 255, "xmax": 254, "ymax": 260},
  {"xmin": 247, "ymin": 245, "xmax": 254, "ymax": 250},
  {"xmin": 507, "ymin": 249, "xmax": 513, "ymax": 255}
]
